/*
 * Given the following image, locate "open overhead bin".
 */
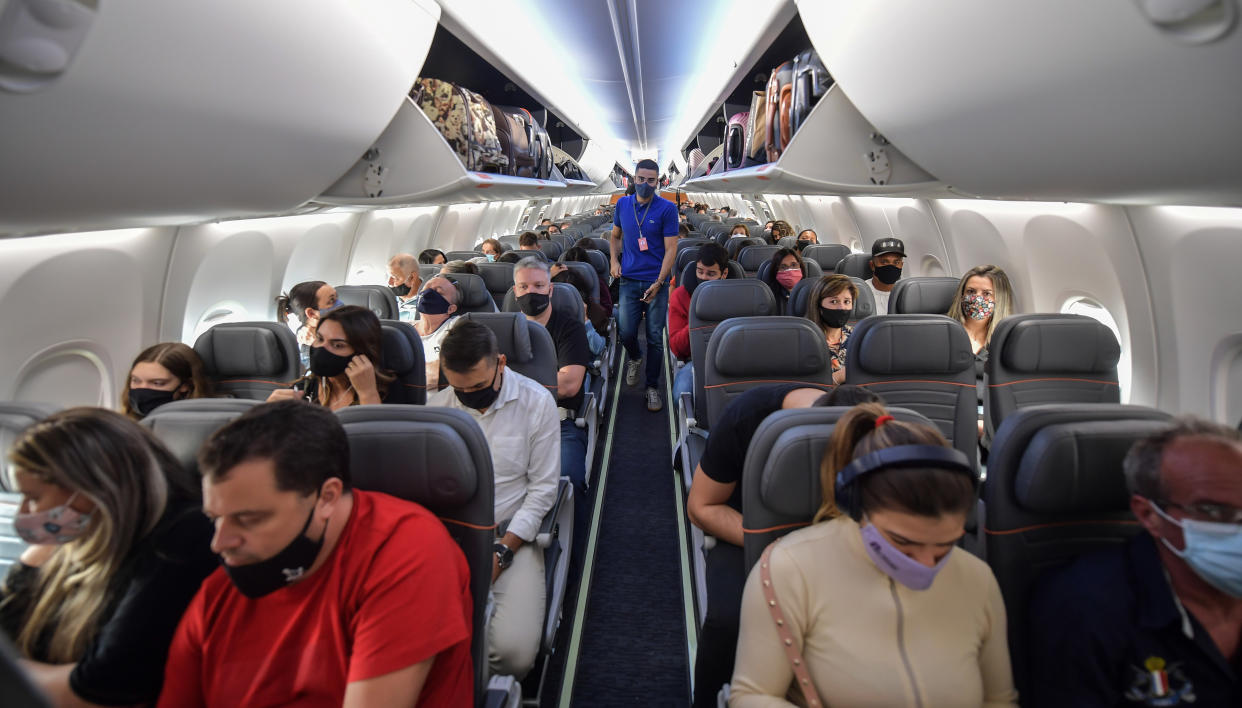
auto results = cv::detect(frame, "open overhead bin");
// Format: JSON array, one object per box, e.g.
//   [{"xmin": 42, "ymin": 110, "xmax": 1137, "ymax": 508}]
[
  {"xmin": 795, "ymin": 0, "xmax": 1242, "ymax": 206},
  {"xmin": 683, "ymin": 85, "xmax": 940, "ymax": 195},
  {"xmin": 0, "ymin": 0, "xmax": 439, "ymax": 235}
]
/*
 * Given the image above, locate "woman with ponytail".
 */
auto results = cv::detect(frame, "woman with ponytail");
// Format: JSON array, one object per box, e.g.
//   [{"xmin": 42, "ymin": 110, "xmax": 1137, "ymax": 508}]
[
  {"xmin": 730, "ymin": 403, "xmax": 1017, "ymax": 707},
  {"xmin": 275, "ymin": 280, "xmax": 339, "ymax": 371}
]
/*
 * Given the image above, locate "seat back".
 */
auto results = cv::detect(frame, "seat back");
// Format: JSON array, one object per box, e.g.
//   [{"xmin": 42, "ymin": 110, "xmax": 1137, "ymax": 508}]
[
  {"xmin": 336, "ymin": 405, "xmax": 495, "ymax": 703},
  {"xmin": 552, "ymin": 234, "xmax": 575, "ymax": 251},
  {"xmin": 847, "ymin": 276, "xmax": 876, "ymax": 324},
  {"xmin": 560, "ymin": 262, "xmax": 600, "ymax": 304},
  {"xmin": 845, "ymin": 315, "xmax": 978, "ymax": 463},
  {"xmin": 582, "ymin": 249, "xmax": 609, "ymax": 283},
  {"xmin": 703, "ymin": 317, "xmax": 834, "ymax": 428},
  {"xmin": 675, "ymin": 246, "xmax": 702, "ymax": 276},
  {"xmin": 418, "ymin": 263, "xmax": 441, "ymax": 282},
  {"xmin": 800, "ymin": 244, "xmax": 851, "ymax": 274},
  {"xmin": 445, "ymin": 250, "xmax": 481, "ymax": 262},
  {"xmin": 585, "ymin": 237, "xmax": 611, "ymax": 254},
  {"xmin": 888, "ymin": 277, "xmax": 960, "ymax": 315},
  {"xmin": 985, "ymin": 314, "xmax": 1121, "ymax": 438},
  {"xmin": 442, "ymin": 272, "xmax": 497, "ymax": 314},
  {"xmin": 725, "ymin": 260, "xmax": 745, "ymax": 279},
  {"xmin": 378, "ymin": 320, "xmax": 427, "ymax": 404},
  {"xmin": 725, "ymin": 237, "xmax": 764, "ymax": 260},
  {"xmin": 498, "ymin": 235, "xmax": 520, "ymax": 250},
  {"xmin": 538, "ymin": 240, "xmax": 563, "ymax": 260},
  {"xmin": 688, "ymin": 280, "xmax": 777, "ymax": 425},
  {"xmin": 789, "ymin": 275, "xmax": 871, "ymax": 322},
  {"xmin": 835, "ymin": 252, "xmax": 872, "ymax": 280},
  {"xmin": 737, "ymin": 245, "xmax": 783, "ymax": 277},
  {"xmin": 193, "ymin": 322, "xmax": 301, "ymax": 399},
  {"xmin": 0, "ymin": 403, "xmax": 59, "ymax": 491},
  {"xmin": 984, "ymin": 404, "xmax": 1172, "ymax": 696},
  {"xmin": 742, "ymin": 406, "xmax": 936, "ymax": 571},
  {"xmin": 336, "ymin": 284, "xmax": 399, "ymax": 321},
  {"xmin": 140, "ymin": 399, "xmax": 261, "ymax": 478},
  {"xmin": 476, "ymin": 262, "xmax": 516, "ymax": 306},
  {"xmin": 460, "ymin": 312, "xmax": 558, "ymax": 396}
]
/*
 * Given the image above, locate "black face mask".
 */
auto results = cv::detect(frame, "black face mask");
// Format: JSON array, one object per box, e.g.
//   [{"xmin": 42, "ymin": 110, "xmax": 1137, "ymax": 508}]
[
  {"xmin": 309, "ymin": 346, "xmax": 352, "ymax": 378},
  {"xmin": 391, "ymin": 283, "xmax": 411, "ymax": 297},
  {"xmin": 417, "ymin": 287, "xmax": 452, "ymax": 315},
  {"xmin": 129, "ymin": 387, "xmax": 178, "ymax": 418},
  {"xmin": 222, "ymin": 500, "xmax": 325, "ymax": 599},
  {"xmin": 819, "ymin": 307, "xmax": 851, "ymax": 329},
  {"xmin": 874, "ymin": 264, "xmax": 903, "ymax": 285},
  {"xmin": 796, "ymin": 239, "xmax": 813, "ymax": 252},
  {"xmin": 516, "ymin": 291, "xmax": 550, "ymax": 317},
  {"xmin": 454, "ymin": 366, "xmax": 502, "ymax": 411}
]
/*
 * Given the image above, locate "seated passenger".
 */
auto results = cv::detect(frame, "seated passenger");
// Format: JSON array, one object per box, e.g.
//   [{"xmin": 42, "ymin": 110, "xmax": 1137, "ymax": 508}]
[
  {"xmin": 763, "ymin": 220, "xmax": 774, "ymax": 234},
  {"xmin": 429, "ymin": 322, "xmax": 558, "ymax": 678},
  {"xmin": 768, "ymin": 220, "xmax": 794, "ymax": 245},
  {"xmin": 558, "ymin": 222, "xmax": 571, "ymax": 233},
  {"xmin": 418, "ymin": 249, "xmax": 446, "ymax": 266},
  {"xmin": 518, "ymin": 231, "xmax": 540, "ymax": 251},
  {"xmin": 276, "ymin": 280, "xmax": 339, "ymax": 369},
  {"xmin": 551, "ymin": 269, "xmax": 607, "ymax": 358},
  {"xmin": 122, "ymin": 342, "xmax": 214, "ymax": 419},
  {"xmin": 669, "ymin": 243, "xmax": 730, "ymax": 403},
  {"xmin": 728, "ymin": 224, "xmax": 750, "ymax": 240},
  {"xmin": 864, "ymin": 237, "xmax": 906, "ymax": 313},
  {"xmin": 513, "ymin": 258, "xmax": 592, "ymax": 527},
  {"xmin": 760, "ymin": 247, "xmax": 807, "ymax": 315},
  {"xmin": 678, "ymin": 223, "xmax": 692, "ymax": 239},
  {"xmin": 946, "ymin": 264, "xmax": 1014, "ymax": 375},
  {"xmin": 556, "ymin": 246, "xmax": 612, "ymax": 310},
  {"xmin": 803, "ymin": 275, "xmax": 858, "ymax": 385},
  {"xmin": 546, "ymin": 225, "xmax": 560, "ymax": 237},
  {"xmin": 539, "ymin": 218, "xmax": 552, "ymax": 227},
  {"xmin": 730, "ymin": 403, "xmax": 1017, "ymax": 706},
  {"xmin": 1028, "ymin": 418, "xmax": 1242, "ymax": 707},
  {"xmin": 158, "ymin": 401, "xmax": 472, "ymax": 706},
  {"xmin": 268, "ymin": 306, "xmax": 393, "ymax": 410},
  {"xmin": 0, "ymin": 408, "xmax": 215, "ymax": 706},
  {"xmin": 387, "ymin": 252, "xmax": 423, "ymax": 322},
  {"xmin": 687, "ymin": 385, "xmax": 879, "ymax": 707},
  {"xmin": 440, "ymin": 260, "xmax": 478, "ymax": 276},
  {"xmin": 480, "ymin": 238, "xmax": 505, "ymax": 261},
  {"xmin": 796, "ymin": 229, "xmax": 818, "ymax": 251},
  {"xmin": 414, "ymin": 276, "xmax": 461, "ymax": 390},
  {"xmin": 497, "ymin": 251, "xmax": 524, "ymax": 264}
]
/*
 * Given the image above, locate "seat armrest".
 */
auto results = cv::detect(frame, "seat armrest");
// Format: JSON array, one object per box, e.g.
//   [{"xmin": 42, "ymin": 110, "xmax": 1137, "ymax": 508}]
[
  {"xmin": 536, "ymin": 478, "xmax": 571, "ymax": 549},
  {"xmin": 575, "ymin": 391, "xmax": 595, "ymax": 429}
]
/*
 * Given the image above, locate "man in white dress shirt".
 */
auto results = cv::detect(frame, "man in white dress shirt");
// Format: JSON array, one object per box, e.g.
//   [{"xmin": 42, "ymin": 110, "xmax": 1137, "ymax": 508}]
[{"xmin": 428, "ymin": 320, "xmax": 559, "ymax": 679}]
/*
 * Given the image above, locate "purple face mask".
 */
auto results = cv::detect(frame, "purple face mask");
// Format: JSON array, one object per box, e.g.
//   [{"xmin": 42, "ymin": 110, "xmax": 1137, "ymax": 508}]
[{"xmin": 860, "ymin": 522, "xmax": 951, "ymax": 591}]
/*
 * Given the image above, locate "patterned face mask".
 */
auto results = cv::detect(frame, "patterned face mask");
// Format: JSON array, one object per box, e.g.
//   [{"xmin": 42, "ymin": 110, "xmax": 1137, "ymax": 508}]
[{"xmin": 962, "ymin": 294, "xmax": 995, "ymax": 321}]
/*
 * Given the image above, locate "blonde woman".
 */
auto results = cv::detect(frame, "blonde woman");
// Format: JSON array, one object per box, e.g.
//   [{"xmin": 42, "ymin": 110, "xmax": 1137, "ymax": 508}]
[
  {"xmin": 946, "ymin": 265, "xmax": 1014, "ymax": 363},
  {"xmin": 731, "ymin": 404, "xmax": 1017, "ymax": 707},
  {"xmin": 0, "ymin": 408, "xmax": 216, "ymax": 706}
]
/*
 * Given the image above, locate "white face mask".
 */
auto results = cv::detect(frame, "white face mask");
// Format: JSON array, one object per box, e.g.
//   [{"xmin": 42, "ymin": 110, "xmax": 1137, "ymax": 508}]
[{"xmin": 1150, "ymin": 501, "xmax": 1242, "ymax": 598}]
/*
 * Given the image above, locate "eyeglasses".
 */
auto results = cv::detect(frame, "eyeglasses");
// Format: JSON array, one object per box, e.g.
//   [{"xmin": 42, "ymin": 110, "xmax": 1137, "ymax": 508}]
[{"xmin": 1159, "ymin": 501, "xmax": 1242, "ymax": 524}]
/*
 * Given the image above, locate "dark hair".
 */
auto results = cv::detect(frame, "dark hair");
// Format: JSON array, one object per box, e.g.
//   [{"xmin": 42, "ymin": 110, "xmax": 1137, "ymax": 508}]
[
  {"xmin": 574, "ymin": 237, "xmax": 597, "ymax": 251},
  {"xmin": 697, "ymin": 243, "xmax": 729, "ymax": 271},
  {"xmin": 804, "ymin": 275, "xmax": 860, "ymax": 334},
  {"xmin": 562, "ymin": 246, "xmax": 591, "ymax": 264},
  {"xmin": 313, "ymin": 306, "xmax": 394, "ymax": 397},
  {"xmin": 762, "ymin": 248, "xmax": 807, "ymax": 299},
  {"xmin": 635, "ymin": 158, "xmax": 659, "ymax": 173},
  {"xmin": 815, "ymin": 403, "xmax": 974, "ymax": 523},
  {"xmin": 440, "ymin": 320, "xmax": 499, "ymax": 373},
  {"xmin": 770, "ymin": 220, "xmax": 795, "ymax": 240},
  {"xmin": 816, "ymin": 384, "xmax": 883, "ymax": 408},
  {"xmin": 480, "ymin": 238, "xmax": 505, "ymax": 255},
  {"xmin": 276, "ymin": 280, "xmax": 327, "ymax": 326},
  {"xmin": 498, "ymin": 251, "xmax": 524, "ymax": 264},
  {"xmin": 1123, "ymin": 416, "xmax": 1242, "ymax": 499},
  {"xmin": 199, "ymin": 400, "xmax": 351, "ymax": 494},
  {"xmin": 519, "ymin": 231, "xmax": 540, "ymax": 248},
  {"xmin": 678, "ymin": 223, "xmax": 691, "ymax": 238},
  {"xmin": 418, "ymin": 249, "xmax": 445, "ymax": 265},
  {"xmin": 441, "ymin": 260, "xmax": 478, "ymax": 275},
  {"xmin": 121, "ymin": 343, "xmax": 214, "ymax": 419}
]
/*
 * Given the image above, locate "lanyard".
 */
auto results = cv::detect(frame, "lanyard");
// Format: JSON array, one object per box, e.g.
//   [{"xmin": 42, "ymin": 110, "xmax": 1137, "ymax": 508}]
[{"xmin": 631, "ymin": 195, "xmax": 654, "ymax": 236}]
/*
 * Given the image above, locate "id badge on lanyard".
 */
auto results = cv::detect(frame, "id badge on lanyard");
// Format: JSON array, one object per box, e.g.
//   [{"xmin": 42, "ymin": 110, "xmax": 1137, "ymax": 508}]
[{"xmin": 633, "ymin": 197, "xmax": 654, "ymax": 252}]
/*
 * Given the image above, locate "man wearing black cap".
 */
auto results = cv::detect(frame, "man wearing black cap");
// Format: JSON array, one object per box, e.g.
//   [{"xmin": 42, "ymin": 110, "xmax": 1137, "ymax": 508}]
[{"xmin": 865, "ymin": 237, "xmax": 906, "ymax": 314}]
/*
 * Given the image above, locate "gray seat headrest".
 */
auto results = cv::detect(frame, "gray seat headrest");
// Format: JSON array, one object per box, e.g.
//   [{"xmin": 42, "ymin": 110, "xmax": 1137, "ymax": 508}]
[
  {"xmin": 889, "ymin": 277, "xmax": 961, "ymax": 315},
  {"xmin": 1014, "ymin": 419, "xmax": 1173, "ymax": 513},
  {"xmin": 851, "ymin": 315, "xmax": 974, "ymax": 375},
  {"xmin": 711, "ymin": 318, "xmax": 829, "ymax": 377},
  {"xmin": 442, "ymin": 273, "xmax": 496, "ymax": 313},
  {"xmin": 379, "ymin": 322, "xmax": 418, "ymax": 372},
  {"xmin": 476, "ymin": 262, "xmax": 515, "ymax": 296},
  {"xmin": 195, "ymin": 324, "xmax": 291, "ymax": 377},
  {"xmin": 835, "ymin": 253, "xmax": 872, "ymax": 280},
  {"xmin": 1000, "ymin": 316, "xmax": 1121, "ymax": 373},
  {"xmin": 691, "ymin": 280, "xmax": 776, "ymax": 321},
  {"xmin": 463, "ymin": 313, "xmax": 534, "ymax": 364},
  {"xmin": 140, "ymin": 399, "xmax": 261, "ymax": 474},
  {"xmin": 336, "ymin": 285, "xmax": 398, "ymax": 321},
  {"xmin": 802, "ymin": 244, "xmax": 850, "ymax": 272},
  {"xmin": 737, "ymin": 245, "xmax": 782, "ymax": 271}
]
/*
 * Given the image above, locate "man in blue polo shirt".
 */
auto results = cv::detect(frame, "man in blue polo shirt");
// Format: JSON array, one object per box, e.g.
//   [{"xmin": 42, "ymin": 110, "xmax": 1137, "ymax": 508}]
[
  {"xmin": 1028, "ymin": 417, "xmax": 1242, "ymax": 707},
  {"xmin": 609, "ymin": 158, "xmax": 678, "ymax": 412}
]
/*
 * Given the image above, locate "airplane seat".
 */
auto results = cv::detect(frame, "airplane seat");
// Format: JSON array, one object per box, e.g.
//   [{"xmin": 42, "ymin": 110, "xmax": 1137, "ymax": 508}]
[
  {"xmin": 193, "ymin": 322, "xmax": 301, "ymax": 400},
  {"xmin": 755, "ymin": 259, "xmax": 824, "ymax": 288},
  {"xmin": 378, "ymin": 320, "xmax": 427, "ymax": 405},
  {"xmin": 746, "ymin": 224, "xmax": 766, "ymax": 239},
  {"xmin": 847, "ymin": 276, "xmax": 877, "ymax": 324},
  {"xmin": 552, "ymin": 234, "xmax": 575, "ymax": 251},
  {"xmin": 787, "ymin": 278, "xmax": 816, "ymax": 318},
  {"xmin": 477, "ymin": 262, "xmax": 517, "ymax": 306},
  {"xmin": 984, "ymin": 314, "xmax": 1121, "ymax": 440},
  {"xmin": 724, "ymin": 237, "xmax": 764, "ymax": 261},
  {"xmin": 501, "ymin": 282, "xmax": 583, "ymax": 324},
  {"xmin": 445, "ymin": 250, "xmax": 482, "ymax": 262},
  {"xmin": 984, "ymin": 403, "xmax": 1173, "ymax": 698},
  {"xmin": 844, "ymin": 315, "xmax": 978, "ymax": 465},
  {"xmin": 725, "ymin": 260, "xmax": 745, "ymax": 280},
  {"xmin": 139, "ymin": 399, "xmax": 260, "ymax": 481},
  {"xmin": 559, "ymin": 262, "xmax": 600, "ymax": 304},
  {"xmin": 741, "ymin": 406, "xmax": 938, "ymax": 572},
  {"xmin": 418, "ymin": 263, "xmax": 442, "ymax": 281},
  {"xmin": 498, "ymin": 235, "xmax": 520, "ymax": 250},
  {"xmin": 776, "ymin": 236, "xmax": 798, "ymax": 250},
  {"xmin": 835, "ymin": 252, "xmax": 872, "ymax": 280},
  {"xmin": 801, "ymin": 244, "xmax": 851, "ymax": 274},
  {"xmin": 888, "ymin": 277, "xmax": 961, "ymax": 315},
  {"xmin": 703, "ymin": 317, "xmax": 834, "ymax": 430},
  {"xmin": 334, "ymin": 405, "xmax": 498, "ymax": 705},
  {"xmin": 675, "ymin": 246, "xmax": 702, "ymax": 276},
  {"xmin": 443, "ymin": 272, "xmax": 498, "ymax": 314},
  {"xmin": 580, "ymin": 250, "xmax": 609, "ymax": 286},
  {"xmin": 586, "ymin": 237, "xmax": 611, "ymax": 254},
  {"xmin": 537, "ymin": 240, "xmax": 563, "ymax": 261},
  {"xmin": 737, "ymin": 245, "xmax": 782, "ymax": 277},
  {"xmin": 335, "ymin": 284, "xmax": 399, "ymax": 321},
  {"xmin": 0, "ymin": 402, "xmax": 59, "ymax": 492}
]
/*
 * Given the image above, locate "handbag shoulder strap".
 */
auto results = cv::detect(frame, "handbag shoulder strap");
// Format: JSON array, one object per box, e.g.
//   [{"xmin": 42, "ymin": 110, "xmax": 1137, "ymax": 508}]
[{"xmin": 759, "ymin": 542, "xmax": 824, "ymax": 708}]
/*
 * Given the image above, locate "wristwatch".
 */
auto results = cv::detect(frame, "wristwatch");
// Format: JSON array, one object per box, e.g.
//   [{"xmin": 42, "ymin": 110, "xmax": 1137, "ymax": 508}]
[{"xmin": 493, "ymin": 542, "xmax": 514, "ymax": 571}]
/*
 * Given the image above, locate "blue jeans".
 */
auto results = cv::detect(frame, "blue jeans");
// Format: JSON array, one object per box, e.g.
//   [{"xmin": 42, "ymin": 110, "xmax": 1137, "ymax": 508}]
[
  {"xmin": 617, "ymin": 276, "xmax": 669, "ymax": 388},
  {"xmin": 673, "ymin": 361, "xmax": 694, "ymax": 404},
  {"xmin": 560, "ymin": 418, "xmax": 588, "ymax": 531}
]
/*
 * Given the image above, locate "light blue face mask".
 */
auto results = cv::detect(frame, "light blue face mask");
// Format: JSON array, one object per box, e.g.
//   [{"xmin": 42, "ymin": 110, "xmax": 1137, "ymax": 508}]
[
  {"xmin": 318, "ymin": 299, "xmax": 343, "ymax": 317},
  {"xmin": 1151, "ymin": 501, "xmax": 1242, "ymax": 598},
  {"xmin": 486, "ymin": 253, "xmax": 496, "ymax": 262}
]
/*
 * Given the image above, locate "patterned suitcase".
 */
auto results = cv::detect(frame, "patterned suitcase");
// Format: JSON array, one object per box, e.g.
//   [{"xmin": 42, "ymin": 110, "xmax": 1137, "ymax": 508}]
[
  {"xmin": 412, "ymin": 78, "xmax": 508, "ymax": 174},
  {"xmin": 764, "ymin": 61, "xmax": 794, "ymax": 163}
]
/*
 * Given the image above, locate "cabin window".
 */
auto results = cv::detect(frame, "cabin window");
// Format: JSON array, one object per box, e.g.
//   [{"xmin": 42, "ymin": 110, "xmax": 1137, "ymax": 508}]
[{"xmin": 1061, "ymin": 296, "xmax": 1130, "ymax": 403}]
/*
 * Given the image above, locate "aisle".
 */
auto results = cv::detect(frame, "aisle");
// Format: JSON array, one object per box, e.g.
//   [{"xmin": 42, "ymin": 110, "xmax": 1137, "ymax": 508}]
[{"xmin": 557, "ymin": 348, "xmax": 692, "ymax": 706}]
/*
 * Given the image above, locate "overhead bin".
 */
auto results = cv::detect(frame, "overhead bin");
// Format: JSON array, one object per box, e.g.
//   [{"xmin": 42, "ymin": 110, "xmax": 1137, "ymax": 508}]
[
  {"xmin": 0, "ymin": 0, "xmax": 439, "ymax": 235},
  {"xmin": 795, "ymin": 0, "xmax": 1242, "ymax": 206},
  {"xmin": 683, "ymin": 85, "xmax": 940, "ymax": 195},
  {"xmin": 316, "ymin": 96, "xmax": 568, "ymax": 206}
]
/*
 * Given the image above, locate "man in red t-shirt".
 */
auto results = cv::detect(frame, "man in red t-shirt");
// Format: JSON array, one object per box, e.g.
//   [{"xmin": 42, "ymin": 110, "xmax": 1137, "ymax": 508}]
[
  {"xmin": 670, "ymin": 242, "xmax": 730, "ymax": 402},
  {"xmin": 158, "ymin": 401, "xmax": 473, "ymax": 707}
]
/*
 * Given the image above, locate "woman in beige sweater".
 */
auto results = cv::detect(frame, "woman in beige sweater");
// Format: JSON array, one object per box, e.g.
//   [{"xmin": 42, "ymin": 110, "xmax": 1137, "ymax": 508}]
[{"xmin": 730, "ymin": 404, "xmax": 1018, "ymax": 707}]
